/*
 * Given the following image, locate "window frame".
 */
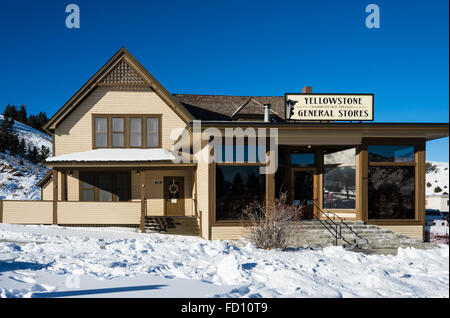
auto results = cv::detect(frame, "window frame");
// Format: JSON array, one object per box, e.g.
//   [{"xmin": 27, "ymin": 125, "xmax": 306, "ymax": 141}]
[
  {"xmin": 146, "ymin": 117, "xmax": 160, "ymax": 148},
  {"xmin": 214, "ymin": 163, "xmax": 267, "ymax": 223},
  {"xmin": 129, "ymin": 117, "xmax": 143, "ymax": 148},
  {"xmin": 111, "ymin": 116, "xmax": 126, "ymax": 148},
  {"xmin": 92, "ymin": 114, "xmax": 162, "ymax": 149},
  {"xmin": 213, "ymin": 137, "xmax": 270, "ymax": 224},
  {"xmin": 94, "ymin": 117, "xmax": 109, "ymax": 148},
  {"xmin": 362, "ymin": 138, "xmax": 425, "ymax": 226}
]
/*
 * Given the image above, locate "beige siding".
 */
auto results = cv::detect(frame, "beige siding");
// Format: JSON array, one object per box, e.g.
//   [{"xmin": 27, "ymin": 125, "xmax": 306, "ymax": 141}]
[
  {"xmin": 42, "ymin": 180, "xmax": 53, "ymax": 201},
  {"xmin": 54, "ymin": 87, "xmax": 186, "ymax": 156},
  {"xmin": 2, "ymin": 201, "xmax": 53, "ymax": 224},
  {"xmin": 131, "ymin": 169, "xmax": 194, "ymax": 216},
  {"xmin": 58, "ymin": 171, "xmax": 62, "ymax": 201},
  {"xmin": 380, "ymin": 225, "xmax": 424, "ymax": 241},
  {"xmin": 57, "ymin": 201, "xmax": 140, "ymax": 224},
  {"xmin": 211, "ymin": 226, "xmax": 249, "ymax": 240},
  {"xmin": 196, "ymin": 153, "xmax": 210, "ymax": 239},
  {"xmin": 67, "ymin": 171, "xmax": 79, "ymax": 201}
]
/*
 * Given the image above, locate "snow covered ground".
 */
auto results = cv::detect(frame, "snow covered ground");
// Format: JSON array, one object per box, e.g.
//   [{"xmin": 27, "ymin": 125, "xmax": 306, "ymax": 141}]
[{"xmin": 0, "ymin": 224, "xmax": 448, "ymax": 298}]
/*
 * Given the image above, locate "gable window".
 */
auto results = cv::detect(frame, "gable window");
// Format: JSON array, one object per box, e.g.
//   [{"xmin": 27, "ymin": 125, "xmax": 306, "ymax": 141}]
[
  {"xmin": 130, "ymin": 118, "xmax": 142, "ymax": 147},
  {"xmin": 146, "ymin": 117, "xmax": 159, "ymax": 147},
  {"xmin": 94, "ymin": 117, "xmax": 108, "ymax": 147},
  {"xmin": 112, "ymin": 117, "xmax": 125, "ymax": 147},
  {"xmin": 93, "ymin": 115, "xmax": 161, "ymax": 148}
]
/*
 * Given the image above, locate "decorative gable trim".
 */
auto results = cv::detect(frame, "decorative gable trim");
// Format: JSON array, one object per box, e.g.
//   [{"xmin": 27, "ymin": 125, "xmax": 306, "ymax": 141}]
[
  {"xmin": 43, "ymin": 48, "xmax": 193, "ymax": 133},
  {"xmin": 99, "ymin": 59, "xmax": 148, "ymax": 86}
]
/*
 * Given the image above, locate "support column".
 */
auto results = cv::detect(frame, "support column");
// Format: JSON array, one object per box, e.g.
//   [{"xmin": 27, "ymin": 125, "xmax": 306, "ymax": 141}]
[
  {"xmin": 358, "ymin": 143, "xmax": 368, "ymax": 222},
  {"xmin": 265, "ymin": 146, "xmax": 275, "ymax": 214},
  {"xmin": 415, "ymin": 140, "xmax": 426, "ymax": 227},
  {"xmin": 140, "ymin": 170, "xmax": 146, "ymax": 233},
  {"xmin": 52, "ymin": 169, "xmax": 58, "ymax": 224},
  {"xmin": 0, "ymin": 200, "xmax": 3, "ymax": 223}
]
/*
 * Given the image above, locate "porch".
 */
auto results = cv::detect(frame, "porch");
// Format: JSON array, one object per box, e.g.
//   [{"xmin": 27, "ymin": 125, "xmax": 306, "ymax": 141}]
[{"xmin": 36, "ymin": 163, "xmax": 199, "ymax": 231}]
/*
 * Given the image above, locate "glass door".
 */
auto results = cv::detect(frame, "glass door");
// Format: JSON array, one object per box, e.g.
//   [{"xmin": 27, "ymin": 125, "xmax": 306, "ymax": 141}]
[{"xmin": 292, "ymin": 168, "xmax": 317, "ymax": 219}]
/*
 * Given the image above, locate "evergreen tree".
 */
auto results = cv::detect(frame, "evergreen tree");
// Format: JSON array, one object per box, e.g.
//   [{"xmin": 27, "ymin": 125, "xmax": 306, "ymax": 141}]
[
  {"xmin": 0, "ymin": 116, "xmax": 14, "ymax": 153},
  {"xmin": 38, "ymin": 145, "xmax": 50, "ymax": 163},
  {"xmin": 17, "ymin": 138, "xmax": 26, "ymax": 157},
  {"xmin": 27, "ymin": 145, "xmax": 39, "ymax": 164},
  {"xmin": 3, "ymin": 105, "xmax": 18, "ymax": 120},
  {"xmin": 17, "ymin": 105, "xmax": 27, "ymax": 123}
]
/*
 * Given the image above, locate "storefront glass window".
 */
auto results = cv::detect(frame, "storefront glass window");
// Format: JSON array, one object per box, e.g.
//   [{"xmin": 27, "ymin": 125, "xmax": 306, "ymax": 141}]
[
  {"xmin": 323, "ymin": 148, "xmax": 356, "ymax": 209},
  {"xmin": 368, "ymin": 166, "xmax": 415, "ymax": 219},
  {"xmin": 215, "ymin": 144, "xmax": 266, "ymax": 163},
  {"xmin": 368, "ymin": 145, "xmax": 414, "ymax": 162},
  {"xmin": 216, "ymin": 165, "xmax": 266, "ymax": 221}
]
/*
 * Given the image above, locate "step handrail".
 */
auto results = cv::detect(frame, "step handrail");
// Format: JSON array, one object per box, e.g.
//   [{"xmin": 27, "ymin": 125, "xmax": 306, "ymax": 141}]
[
  {"xmin": 300, "ymin": 201, "xmax": 342, "ymax": 246},
  {"xmin": 312, "ymin": 202, "xmax": 369, "ymax": 248}
]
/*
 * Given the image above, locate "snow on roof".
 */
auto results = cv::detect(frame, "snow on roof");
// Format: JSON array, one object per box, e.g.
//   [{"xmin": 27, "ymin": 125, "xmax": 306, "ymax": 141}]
[{"xmin": 46, "ymin": 148, "xmax": 178, "ymax": 162}]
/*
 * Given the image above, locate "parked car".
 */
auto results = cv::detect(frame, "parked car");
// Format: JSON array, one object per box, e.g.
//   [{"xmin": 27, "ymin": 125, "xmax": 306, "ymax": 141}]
[{"xmin": 426, "ymin": 209, "xmax": 447, "ymax": 225}]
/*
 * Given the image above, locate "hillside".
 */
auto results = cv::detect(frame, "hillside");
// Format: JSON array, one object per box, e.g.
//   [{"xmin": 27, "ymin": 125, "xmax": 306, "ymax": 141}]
[
  {"xmin": 0, "ymin": 115, "xmax": 52, "ymax": 200},
  {"xmin": 426, "ymin": 161, "xmax": 449, "ymax": 196}
]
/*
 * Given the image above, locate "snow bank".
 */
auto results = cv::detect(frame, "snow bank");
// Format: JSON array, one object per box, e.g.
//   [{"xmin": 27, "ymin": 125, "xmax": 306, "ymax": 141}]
[{"xmin": 0, "ymin": 224, "xmax": 448, "ymax": 298}]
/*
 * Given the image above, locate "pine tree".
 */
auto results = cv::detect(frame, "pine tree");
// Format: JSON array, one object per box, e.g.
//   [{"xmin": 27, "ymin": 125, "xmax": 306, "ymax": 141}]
[
  {"xmin": 3, "ymin": 105, "xmax": 18, "ymax": 120},
  {"xmin": 17, "ymin": 105, "xmax": 27, "ymax": 123},
  {"xmin": 0, "ymin": 116, "xmax": 14, "ymax": 153},
  {"xmin": 17, "ymin": 138, "xmax": 26, "ymax": 157},
  {"xmin": 38, "ymin": 145, "xmax": 50, "ymax": 163}
]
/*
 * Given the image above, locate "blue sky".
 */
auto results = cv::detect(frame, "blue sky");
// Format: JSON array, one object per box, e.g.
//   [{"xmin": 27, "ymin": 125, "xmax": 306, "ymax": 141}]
[{"xmin": 0, "ymin": 0, "xmax": 448, "ymax": 161}]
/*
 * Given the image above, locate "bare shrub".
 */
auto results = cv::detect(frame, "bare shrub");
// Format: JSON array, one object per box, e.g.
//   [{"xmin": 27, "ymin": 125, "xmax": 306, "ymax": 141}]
[{"xmin": 241, "ymin": 192, "xmax": 304, "ymax": 250}]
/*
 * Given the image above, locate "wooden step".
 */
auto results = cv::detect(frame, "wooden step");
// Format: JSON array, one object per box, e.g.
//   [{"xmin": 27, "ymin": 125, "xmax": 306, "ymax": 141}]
[{"xmin": 143, "ymin": 216, "xmax": 200, "ymax": 236}]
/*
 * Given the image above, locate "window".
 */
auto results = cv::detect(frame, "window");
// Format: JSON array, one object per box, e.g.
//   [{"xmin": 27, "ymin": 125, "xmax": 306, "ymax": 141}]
[
  {"xmin": 130, "ymin": 118, "xmax": 142, "ymax": 147},
  {"xmin": 368, "ymin": 144, "xmax": 416, "ymax": 220},
  {"xmin": 80, "ymin": 172, "xmax": 130, "ymax": 201},
  {"xmin": 216, "ymin": 165, "xmax": 266, "ymax": 221},
  {"xmin": 215, "ymin": 144, "xmax": 266, "ymax": 163},
  {"xmin": 368, "ymin": 145, "xmax": 414, "ymax": 162},
  {"xmin": 94, "ymin": 117, "xmax": 108, "ymax": 147},
  {"xmin": 93, "ymin": 115, "xmax": 160, "ymax": 148},
  {"xmin": 323, "ymin": 147, "xmax": 356, "ymax": 209},
  {"xmin": 146, "ymin": 117, "xmax": 159, "ymax": 147},
  {"xmin": 290, "ymin": 151, "xmax": 315, "ymax": 166},
  {"xmin": 368, "ymin": 166, "xmax": 415, "ymax": 219},
  {"xmin": 81, "ymin": 174, "xmax": 95, "ymax": 201},
  {"xmin": 112, "ymin": 118, "xmax": 125, "ymax": 147}
]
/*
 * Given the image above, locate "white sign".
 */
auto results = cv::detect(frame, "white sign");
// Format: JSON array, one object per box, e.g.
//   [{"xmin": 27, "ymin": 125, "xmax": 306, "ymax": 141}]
[{"xmin": 286, "ymin": 94, "xmax": 374, "ymax": 121}]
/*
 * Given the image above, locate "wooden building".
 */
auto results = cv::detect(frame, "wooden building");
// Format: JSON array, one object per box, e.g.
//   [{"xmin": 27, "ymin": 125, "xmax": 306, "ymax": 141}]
[{"xmin": 0, "ymin": 48, "xmax": 448, "ymax": 241}]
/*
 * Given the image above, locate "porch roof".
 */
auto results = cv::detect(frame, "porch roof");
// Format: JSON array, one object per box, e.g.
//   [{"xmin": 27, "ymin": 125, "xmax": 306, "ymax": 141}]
[{"xmin": 46, "ymin": 148, "xmax": 178, "ymax": 163}]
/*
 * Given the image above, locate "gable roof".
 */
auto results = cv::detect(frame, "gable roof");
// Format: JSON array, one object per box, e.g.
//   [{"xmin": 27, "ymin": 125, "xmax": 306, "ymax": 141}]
[
  {"xmin": 43, "ymin": 48, "xmax": 193, "ymax": 133},
  {"xmin": 173, "ymin": 94, "xmax": 286, "ymax": 121},
  {"xmin": 36, "ymin": 170, "xmax": 52, "ymax": 188},
  {"xmin": 231, "ymin": 98, "xmax": 282, "ymax": 119}
]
